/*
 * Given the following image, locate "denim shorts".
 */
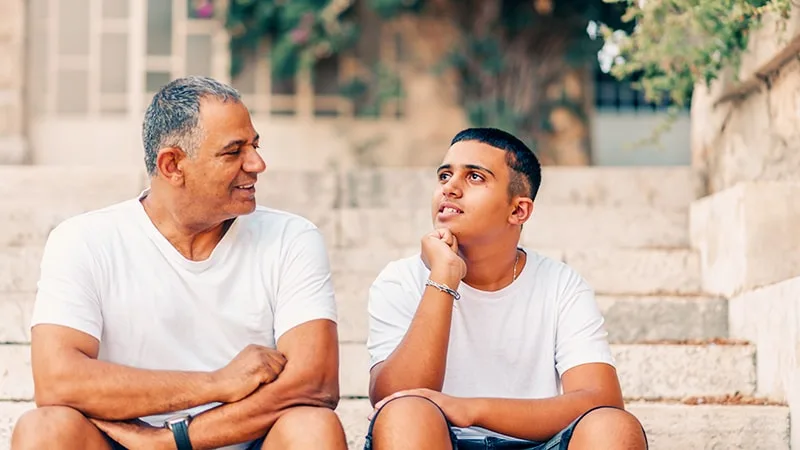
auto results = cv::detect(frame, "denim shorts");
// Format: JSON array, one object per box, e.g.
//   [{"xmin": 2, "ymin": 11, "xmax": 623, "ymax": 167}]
[{"xmin": 364, "ymin": 396, "xmax": 646, "ymax": 450}]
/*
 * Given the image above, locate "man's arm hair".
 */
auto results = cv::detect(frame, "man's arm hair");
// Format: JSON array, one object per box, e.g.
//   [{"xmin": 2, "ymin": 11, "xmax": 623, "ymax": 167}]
[
  {"xmin": 31, "ymin": 324, "xmax": 226, "ymax": 420},
  {"xmin": 184, "ymin": 319, "xmax": 339, "ymax": 449},
  {"xmin": 368, "ymin": 270, "xmax": 461, "ymax": 405},
  {"xmin": 464, "ymin": 363, "xmax": 624, "ymax": 441}
]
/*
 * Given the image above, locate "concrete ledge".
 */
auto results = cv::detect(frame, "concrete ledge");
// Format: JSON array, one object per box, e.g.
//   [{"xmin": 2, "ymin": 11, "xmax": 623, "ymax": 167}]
[
  {"xmin": 691, "ymin": 182, "xmax": 800, "ymax": 297},
  {"xmin": 337, "ymin": 343, "xmax": 755, "ymax": 399}
]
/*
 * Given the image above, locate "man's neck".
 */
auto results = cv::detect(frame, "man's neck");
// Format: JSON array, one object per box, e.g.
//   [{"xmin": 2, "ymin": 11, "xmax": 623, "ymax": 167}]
[
  {"xmin": 460, "ymin": 238, "xmax": 525, "ymax": 292},
  {"xmin": 141, "ymin": 189, "xmax": 231, "ymax": 261}
]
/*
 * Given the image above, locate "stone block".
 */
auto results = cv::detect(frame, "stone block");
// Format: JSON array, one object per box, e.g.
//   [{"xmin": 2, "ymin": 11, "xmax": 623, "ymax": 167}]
[
  {"xmin": 0, "ymin": 247, "xmax": 42, "ymax": 293},
  {"xmin": 338, "ymin": 342, "xmax": 756, "ymax": 399},
  {"xmin": 729, "ymin": 276, "xmax": 800, "ymax": 448},
  {"xmin": 0, "ymin": 345, "xmax": 31, "ymax": 401},
  {"xmin": 0, "ymin": 293, "xmax": 32, "ymax": 344},
  {"xmin": 691, "ymin": 182, "xmax": 800, "ymax": 297},
  {"xmin": 563, "ymin": 249, "xmax": 701, "ymax": 295}
]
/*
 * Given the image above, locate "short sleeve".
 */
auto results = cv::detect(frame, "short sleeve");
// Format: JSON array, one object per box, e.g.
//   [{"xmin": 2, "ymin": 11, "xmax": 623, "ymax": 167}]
[
  {"xmin": 31, "ymin": 221, "xmax": 103, "ymax": 340},
  {"xmin": 366, "ymin": 262, "xmax": 418, "ymax": 368},
  {"xmin": 554, "ymin": 271, "xmax": 615, "ymax": 376},
  {"xmin": 274, "ymin": 228, "xmax": 337, "ymax": 341}
]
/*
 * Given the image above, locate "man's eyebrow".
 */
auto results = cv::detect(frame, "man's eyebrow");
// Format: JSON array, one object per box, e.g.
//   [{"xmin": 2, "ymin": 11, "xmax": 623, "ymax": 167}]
[{"xmin": 218, "ymin": 134, "xmax": 260, "ymax": 154}]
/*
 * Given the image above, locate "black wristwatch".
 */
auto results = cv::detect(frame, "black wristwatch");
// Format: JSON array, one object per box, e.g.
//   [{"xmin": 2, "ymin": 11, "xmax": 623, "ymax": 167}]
[{"xmin": 164, "ymin": 413, "xmax": 193, "ymax": 450}]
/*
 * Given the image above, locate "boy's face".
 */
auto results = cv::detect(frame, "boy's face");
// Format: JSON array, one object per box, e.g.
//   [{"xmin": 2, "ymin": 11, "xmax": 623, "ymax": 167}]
[{"xmin": 431, "ymin": 140, "xmax": 521, "ymax": 244}]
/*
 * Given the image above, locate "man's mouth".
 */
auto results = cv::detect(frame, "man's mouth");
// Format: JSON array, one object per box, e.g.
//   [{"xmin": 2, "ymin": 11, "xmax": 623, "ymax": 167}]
[{"xmin": 235, "ymin": 184, "xmax": 255, "ymax": 190}]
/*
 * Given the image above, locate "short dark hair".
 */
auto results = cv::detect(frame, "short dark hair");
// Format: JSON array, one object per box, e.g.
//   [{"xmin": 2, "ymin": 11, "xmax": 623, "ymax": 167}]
[{"xmin": 450, "ymin": 127, "xmax": 542, "ymax": 201}]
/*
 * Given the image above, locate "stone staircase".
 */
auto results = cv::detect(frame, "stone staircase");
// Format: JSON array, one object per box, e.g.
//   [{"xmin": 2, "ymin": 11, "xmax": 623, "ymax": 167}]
[{"xmin": 0, "ymin": 165, "xmax": 791, "ymax": 449}]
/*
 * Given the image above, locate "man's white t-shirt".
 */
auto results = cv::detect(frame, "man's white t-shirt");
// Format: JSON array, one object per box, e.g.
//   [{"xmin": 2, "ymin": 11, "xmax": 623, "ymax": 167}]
[
  {"xmin": 367, "ymin": 249, "xmax": 614, "ymax": 439},
  {"xmin": 31, "ymin": 191, "xmax": 337, "ymax": 450}
]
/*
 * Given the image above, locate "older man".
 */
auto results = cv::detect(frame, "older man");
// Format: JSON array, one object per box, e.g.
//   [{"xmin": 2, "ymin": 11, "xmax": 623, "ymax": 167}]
[{"xmin": 11, "ymin": 77, "xmax": 345, "ymax": 450}]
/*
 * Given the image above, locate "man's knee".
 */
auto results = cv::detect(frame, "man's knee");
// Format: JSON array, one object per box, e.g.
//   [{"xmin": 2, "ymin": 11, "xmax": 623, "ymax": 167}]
[
  {"xmin": 570, "ymin": 407, "xmax": 647, "ymax": 449},
  {"xmin": 372, "ymin": 396, "xmax": 449, "ymax": 437},
  {"xmin": 12, "ymin": 406, "xmax": 92, "ymax": 449}
]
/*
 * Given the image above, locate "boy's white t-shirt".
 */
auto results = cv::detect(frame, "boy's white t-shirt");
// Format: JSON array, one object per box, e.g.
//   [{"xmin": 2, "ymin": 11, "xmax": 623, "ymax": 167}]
[
  {"xmin": 31, "ymin": 192, "xmax": 337, "ymax": 450},
  {"xmin": 367, "ymin": 250, "xmax": 615, "ymax": 439}
]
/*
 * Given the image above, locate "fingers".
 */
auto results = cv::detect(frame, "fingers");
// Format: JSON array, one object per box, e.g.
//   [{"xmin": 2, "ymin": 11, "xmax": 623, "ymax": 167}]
[{"xmin": 369, "ymin": 389, "xmax": 433, "ymax": 420}]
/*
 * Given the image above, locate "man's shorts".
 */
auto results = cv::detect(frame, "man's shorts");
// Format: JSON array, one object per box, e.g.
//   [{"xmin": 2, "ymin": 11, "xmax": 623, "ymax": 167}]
[{"xmin": 363, "ymin": 396, "xmax": 648, "ymax": 450}]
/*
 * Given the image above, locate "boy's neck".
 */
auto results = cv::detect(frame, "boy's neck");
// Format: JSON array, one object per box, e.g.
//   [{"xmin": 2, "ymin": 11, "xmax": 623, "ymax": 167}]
[{"xmin": 460, "ymin": 239, "xmax": 525, "ymax": 292}]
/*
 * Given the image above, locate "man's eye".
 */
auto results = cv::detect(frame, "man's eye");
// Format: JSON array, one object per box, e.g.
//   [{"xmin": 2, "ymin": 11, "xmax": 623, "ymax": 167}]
[
  {"xmin": 439, "ymin": 173, "xmax": 450, "ymax": 181},
  {"xmin": 469, "ymin": 172, "xmax": 483, "ymax": 181}
]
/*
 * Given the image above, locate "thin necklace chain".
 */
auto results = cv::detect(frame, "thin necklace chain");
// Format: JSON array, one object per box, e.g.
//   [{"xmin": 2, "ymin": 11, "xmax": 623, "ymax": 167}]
[{"xmin": 512, "ymin": 249, "xmax": 520, "ymax": 281}]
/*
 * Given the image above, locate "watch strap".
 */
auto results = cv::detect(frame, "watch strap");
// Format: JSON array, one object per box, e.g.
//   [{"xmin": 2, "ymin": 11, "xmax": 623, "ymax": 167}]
[{"xmin": 170, "ymin": 419, "xmax": 193, "ymax": 450}]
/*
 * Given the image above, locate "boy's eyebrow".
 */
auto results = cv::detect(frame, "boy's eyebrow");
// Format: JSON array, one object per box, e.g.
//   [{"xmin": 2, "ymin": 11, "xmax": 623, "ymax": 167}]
[{"xmin": 436, "ymin": 164, "xmax": 496, "ymax": 178}]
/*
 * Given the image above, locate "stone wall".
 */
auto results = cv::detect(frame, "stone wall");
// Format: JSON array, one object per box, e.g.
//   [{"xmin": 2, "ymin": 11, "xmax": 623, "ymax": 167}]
[
  {"xmin": 0, "ymin": 0, "xmax": 26, "ymax": 164},
  {"xmin": 691, "ymin": 11, "xmax": 800, "ymax": 193}
]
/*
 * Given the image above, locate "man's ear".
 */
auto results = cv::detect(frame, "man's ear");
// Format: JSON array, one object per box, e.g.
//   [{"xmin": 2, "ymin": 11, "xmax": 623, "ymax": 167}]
[
  {"xmin": 155, "ymin": 147, "xmax": 187, "ymax": 186},
  {"xmin": 509, "ymin": 197, "xmax": 534, "ymax": 226}
]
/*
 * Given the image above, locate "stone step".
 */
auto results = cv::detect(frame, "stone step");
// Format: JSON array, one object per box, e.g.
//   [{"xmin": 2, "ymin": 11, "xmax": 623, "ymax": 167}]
[
  {"xmin": 1, "ymin": 400, "xmax": 789, "ymax": 450},
  {"xmin": 0, "ymin": 247, "xmax": 703, "ymax": 296},
  {"xmin": 0, "ymin": 342, "xmax": 755, "ymax": 402},
  {"xmin": 338, "ymin": 166, "xmax": 703, "ymax": 210},
  {"xmin": 0, "ymin": 166, "xmax": 145, "ymax": 207},
  {"xmin": 333, "ymin": 277, "xmax": 727, "ymax": 343},
  {"xmin": 335, "ymin": 399, "xmax": 790, "ymax": 450},
  {"xmin": 337, "ymin": 343, "xmax": 755, "ymax": 400},
  {"xmin": 0, "ymin": 290, "xmax": 728, "ymax": 347},
  {"xmin": 337, "ymin": 205, "xmax": 689, "ymax": 249},
  {"xmin": 0, "ymin": 202, "xmax": 688, "ymax": 250},
  {"xmin": 328, "ymin": 248, "xmax": 702, "ymax": 296},
  {"xmin": 0, "ymin": 166, "xmax": 701, "ymax": 212}
]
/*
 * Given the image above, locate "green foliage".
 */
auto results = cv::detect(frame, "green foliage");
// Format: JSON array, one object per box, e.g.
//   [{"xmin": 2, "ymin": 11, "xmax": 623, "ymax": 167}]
[
  {"xmin": 226, "ymin": 0, "xmax": 359, "ymax": 80},
  {"xmin": 225, "ymin": 0, "xmax": 792, "ymax": 159},
  {"xmin": 602, "ymin": 0, "xmax": 792, "ymax": 108}
]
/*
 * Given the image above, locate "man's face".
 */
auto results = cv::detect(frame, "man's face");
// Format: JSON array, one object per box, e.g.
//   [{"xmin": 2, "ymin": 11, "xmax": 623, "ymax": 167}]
[
  {"xmin": 431, "ymin": 140, "xmax": 518, "ymax": 244},
  {"xmin": 181, "ymin": 97, "xmax": 265, "ymax": 222}
]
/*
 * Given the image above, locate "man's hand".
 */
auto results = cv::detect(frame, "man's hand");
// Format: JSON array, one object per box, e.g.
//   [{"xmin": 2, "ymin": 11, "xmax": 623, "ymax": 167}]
[
  {"xmin": 90, "ymin": 418, "xmax": 173, "ymax": 450},
  {"xmin": 370, "ymin": 388, "xmax": 475, "ymax": 428},
  {"xmin": 421, "ymin": 229, "xmax": 467, "ymax": 282},
  {"xmin": 212, "ymin": 344, "xmax": 287, "ymax": 403}
]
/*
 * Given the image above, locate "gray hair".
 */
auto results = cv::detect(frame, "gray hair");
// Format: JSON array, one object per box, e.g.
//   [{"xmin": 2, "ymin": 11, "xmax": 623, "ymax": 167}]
[{"xmin": 142, "ymin": 76, "xmax": 242, "ymax": 176}]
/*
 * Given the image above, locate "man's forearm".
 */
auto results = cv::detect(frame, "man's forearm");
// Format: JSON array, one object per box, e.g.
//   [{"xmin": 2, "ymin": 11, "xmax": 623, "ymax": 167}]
[
  {"xmin": 370, "ymin": 271, "xmax": 460, "ymax": 403},
  {"xmin": 465, "ymin": 391, "xmax": 624, "ymax": 441},
  {"xmin": 185, "ymin": 364, "xmax": 338, "ymax": 449},
  {"xmin": 35, "ymin": 352, "xmax": 223, "ymax": 421}
]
